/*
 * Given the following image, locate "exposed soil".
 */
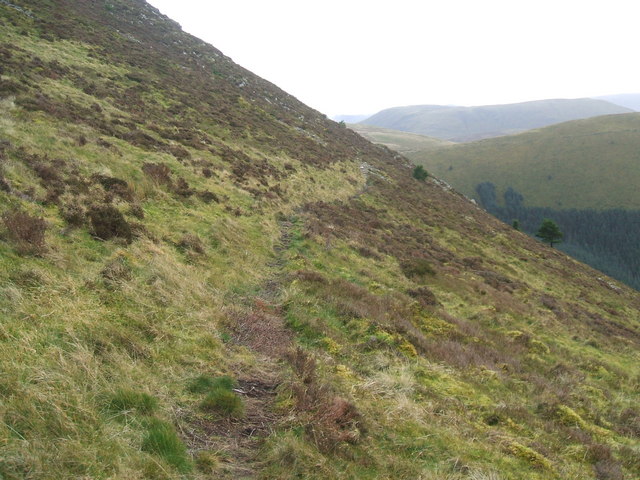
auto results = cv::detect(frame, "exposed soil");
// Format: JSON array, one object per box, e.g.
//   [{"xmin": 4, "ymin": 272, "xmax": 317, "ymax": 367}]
[{"xmin": 181, "ymin": 217, "xmax": 297, "ymax": 478}]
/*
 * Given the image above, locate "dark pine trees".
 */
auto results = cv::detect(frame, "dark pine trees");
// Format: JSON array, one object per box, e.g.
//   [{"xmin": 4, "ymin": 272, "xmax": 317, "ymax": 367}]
[{"xmin": 536, "ymin": 218, "xmax": 563, "ymax": 247}]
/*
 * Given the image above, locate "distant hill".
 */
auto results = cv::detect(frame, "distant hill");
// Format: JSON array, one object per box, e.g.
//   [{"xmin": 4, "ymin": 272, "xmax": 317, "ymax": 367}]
[
  {"xmin": 595, "ymin": 93, "xmax": 640, "ymax": 111},
  {"xmin": 348, "ymin": 123, "xmax": 454, "ymax": 153},
  {"xmin": 410, "ymin": 113, "xmax": 640, "ymax": 288},
  {"xmin": 412, "ymin": 112, "xmax": 640, "ymax": 210},
  {"xmin": 360, "ymin": 98, "xmax": 632, "ymax": 142}
]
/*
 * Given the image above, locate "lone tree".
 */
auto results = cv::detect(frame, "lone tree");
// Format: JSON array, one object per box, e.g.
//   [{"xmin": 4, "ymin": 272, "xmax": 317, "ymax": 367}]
[
  {"xmin": 536, "ymin": 218, "xmax": 563, "ymax": 247},
  {"xmin": 412, "ymin": 165, "xmax": 428, "ymax": 181}
]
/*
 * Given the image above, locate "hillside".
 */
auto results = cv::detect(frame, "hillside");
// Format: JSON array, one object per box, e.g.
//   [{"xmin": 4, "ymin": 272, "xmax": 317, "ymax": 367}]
[
  {"xmin": 360, "ymin": 99, "xmax": 632, "ymax": 142},
  {"xmin": 1, "ymin": 2, "xmax": 640, "ymax": 480},
  {"xmin": 408, "ymin": 113, "xmax": 640, "ymax": 289},
  {"xmin": 412, "ymin": 113, "xmax": 640, "ymax": 211},
  {"xmin": 348, "ymin": 124, "xmax": 454, "ymax": 154}
]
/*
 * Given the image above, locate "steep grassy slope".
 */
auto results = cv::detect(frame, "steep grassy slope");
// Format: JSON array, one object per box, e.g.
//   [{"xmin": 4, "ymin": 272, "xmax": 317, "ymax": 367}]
[
  {"xmin": 1, "ymin": 2, "xmax": 640, "ymax": 480},
  {"xmin": 361, "ymin": 99, "xmax": 632, "ymax": 142},
  {"xmin": 411, "ymin": 113, "xmax": 640, "ymax": 210},
  {"xmin": 348, "ymin": 124, "xmax": 454, "ymax": 154}
]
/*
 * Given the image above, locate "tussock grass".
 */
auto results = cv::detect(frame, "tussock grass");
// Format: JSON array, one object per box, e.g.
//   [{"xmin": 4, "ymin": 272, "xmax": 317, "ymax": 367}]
[
  {"xmin": 105, "ymin": 389, "xmax": 158, "ymax": 416},
  {"xmin": 141, "ymin": 419, "xmax": 191, "ymax": 473}
]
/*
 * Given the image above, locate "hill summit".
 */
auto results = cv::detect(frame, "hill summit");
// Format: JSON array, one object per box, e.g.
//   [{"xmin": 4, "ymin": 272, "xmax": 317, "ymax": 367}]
[{"xmin": 1, "ymin": 1, "xmax": 639, "ymax": 479}]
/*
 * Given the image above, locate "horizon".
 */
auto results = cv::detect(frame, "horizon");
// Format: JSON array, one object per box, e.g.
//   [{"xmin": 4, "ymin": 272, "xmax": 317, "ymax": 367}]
[{"xmin": 334, "ymin": 94, "xmax": 640, "ymax": 120}]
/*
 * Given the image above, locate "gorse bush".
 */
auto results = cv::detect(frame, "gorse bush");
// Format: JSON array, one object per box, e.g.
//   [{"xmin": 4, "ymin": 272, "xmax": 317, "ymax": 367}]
[{"xmin": 2, "ymin": 208, "xmax": 47, "ymax": 255}]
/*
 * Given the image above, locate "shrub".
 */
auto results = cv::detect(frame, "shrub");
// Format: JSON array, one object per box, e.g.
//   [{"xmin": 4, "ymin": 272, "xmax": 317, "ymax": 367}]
[
  {"xmin": 285, "ymin": 348, "xmax": 365, "ymax": 452},
  {"xmin": 106, "ymin": 389, "xmax": 158, "ymax": 415},
  {"xmin": 407, "ymin": 286, "xmax": 438, "ymax": 307},
  {"xmin": 128, "ymin": 203, "xmax": 145, "ymax": 219},
  {"xmin": 88, "ymin": 204, "xmax": 132, "ymax": 242},
  {"xmin": 412, "ymin": 165, "xmax": 428, "ymax": 181},
  {"xmin": 619, "ymin": 407, "xmax": 640, "ymax": 437},
  {"xmin": 92, "ymin": 174, "xmax": 134, "ymax": 202},
  {"xmin": 197, "ymin": 190, "xmax": 219, "ymax": 203},
  {"xmin": 172, "ymin": 177, "xmax": 193, "ymax": 197},
  {"xmin": 2, "ymin": 209, "xmax": 47, "ymax": 255},
  {"xmin": 60, "ymin": 200, "xmax": 86, "ymax": 227},
  {"xmin": 401, "ymin": 258, "xmax": 435, "ymax": 278},
  {"xmin": 594, "ymin": 460, "xmax": 624, "ymax": 480},
  {"xmin": 142, "ymin": 162, "xmax": 172, "ymax": 185},
  {"xmin": 142, "ymin": 418, "xmax": 191, "ymax": 473}
]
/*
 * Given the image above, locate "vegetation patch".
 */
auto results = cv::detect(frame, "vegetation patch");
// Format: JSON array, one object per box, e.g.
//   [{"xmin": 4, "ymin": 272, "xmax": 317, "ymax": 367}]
[
  {"xmin": 2, "ymin": 208, "xmax": 47, "ymax": 255},
  {"xmin": 105, "ymin": 388, "xmax": 158, "ymax": 416},
  {"xmin": 88, "ymin": 204, "xmax": 132, "ymax": 242},
  {"xmin": 141, "ymin": 418, "xmax": 192, "ymax": 473}
]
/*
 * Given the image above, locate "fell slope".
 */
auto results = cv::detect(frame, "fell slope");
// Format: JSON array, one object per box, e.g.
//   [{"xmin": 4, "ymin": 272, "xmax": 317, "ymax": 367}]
[
  {"xmin": 1, "ymin": 2, "xmax": 639, "ymax": 479},
  {"xmin": 412, "ymin": 113, "xmax": 640, "ymax": 210},
  {"xmin": 348, "ymin": 123, "xmax": 454, "ymax": 154},
  {"xmin": 360, "ymin": 99, "xmax": 632, "ymax": 142}
]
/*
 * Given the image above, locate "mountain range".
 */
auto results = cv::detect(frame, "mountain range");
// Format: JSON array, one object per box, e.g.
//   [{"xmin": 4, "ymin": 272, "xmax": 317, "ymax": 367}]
[
  {"xmin": 1, "ymin": 1, "xmax": 639, "ymax": 479},
  {"xmin": 358, "ymin": 98, "xmax": 633, "ymax": 141}
]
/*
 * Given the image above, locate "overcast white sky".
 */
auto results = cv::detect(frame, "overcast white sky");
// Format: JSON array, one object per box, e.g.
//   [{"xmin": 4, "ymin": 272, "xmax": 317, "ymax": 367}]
[{"xmin": 147, "ymin": 0, "xmax": 639, "ymax": 118}]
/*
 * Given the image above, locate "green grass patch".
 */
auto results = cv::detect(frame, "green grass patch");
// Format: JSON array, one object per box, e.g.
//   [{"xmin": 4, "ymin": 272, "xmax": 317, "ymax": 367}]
[
  {"xmin": 105, "ymin": 389, "xmax": 158, "ymax": 416},
  {"xmin": 201, "ymin": 388, "xmax": 244, "ymax": 418},
  {"xmin": 141, "ymin": 418, "xmax": 191, "ymax": 473}
]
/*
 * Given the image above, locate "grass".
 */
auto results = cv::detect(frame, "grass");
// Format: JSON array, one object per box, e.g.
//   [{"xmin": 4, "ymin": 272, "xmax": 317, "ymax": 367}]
[
  {"xmin": 201, "ymin": 389, "xmax": 244, "ymax": 418},
  {"xmin": 348, "ymin": 123, "xmax": 454, "ymax": 153},
  {"xmin": 411, "ymin": 113, "xmax": 640, "ymax": 210},
  {"xmin": 141, "ymin": 419, "xmax": 192, "ymax": 473},
  {"xmin": 105, "ymin": 389, "xmax": 158, "ymax": 416},
  {"xmin": 0, "ymin": 3, "xmax": 639, "ymax": 479}
]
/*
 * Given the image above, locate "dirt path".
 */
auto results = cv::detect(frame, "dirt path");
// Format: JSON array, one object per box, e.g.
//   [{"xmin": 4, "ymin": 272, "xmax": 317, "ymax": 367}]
[{"xmin": 185, "ymin": 216, "xmax": 297, "ymax": 478}]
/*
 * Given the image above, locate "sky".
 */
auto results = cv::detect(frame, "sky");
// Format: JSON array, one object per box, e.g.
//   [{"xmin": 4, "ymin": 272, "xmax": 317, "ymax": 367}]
[{"xmin": 147, "ymin": 0, "xmax": 640, "ymax": 118}]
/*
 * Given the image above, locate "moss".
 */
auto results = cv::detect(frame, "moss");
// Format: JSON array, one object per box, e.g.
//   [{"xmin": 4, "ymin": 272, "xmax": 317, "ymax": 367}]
[
  {"xmin": 335, "ymin": 364, "xmax": 356, "ymax": 379},
  {"xmin": 556, "ymin": 404, "xmax": 587, "ymax": 428},
  {"xmin": 506, "ymin": 441, "xmax": 552, "ymax": 470},
  {"xmin": 397, "ymin": 338, "xmax": 418, "ymax": 357},
  {"xmin": 320, "ymin": 336, "xmax": 341, "ymax": 355},
  {"xmin": 529, "ymin": 339, "xmax": 550, "ymax": 354}
]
